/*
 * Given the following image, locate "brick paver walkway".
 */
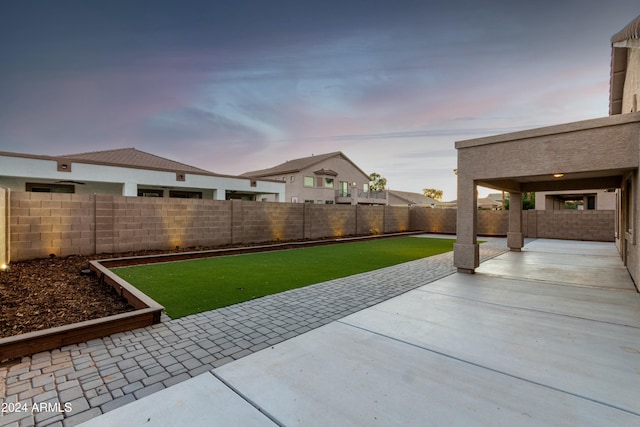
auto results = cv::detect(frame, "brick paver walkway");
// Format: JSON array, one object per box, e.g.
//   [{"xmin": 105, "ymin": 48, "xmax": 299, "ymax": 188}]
[{"xmin": 1, "ymin": 237, "xmax": 507, "ymax": 426}]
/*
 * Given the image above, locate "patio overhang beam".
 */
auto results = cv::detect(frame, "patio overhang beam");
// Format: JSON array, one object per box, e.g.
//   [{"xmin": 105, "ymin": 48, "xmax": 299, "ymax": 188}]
[
  {"xmin": 479, "ymin": 175, "xmax": 625, "ymax": 194},
  {"xmin": 520, "ymin": 176, "xmax": 623, "ymax": 192}
]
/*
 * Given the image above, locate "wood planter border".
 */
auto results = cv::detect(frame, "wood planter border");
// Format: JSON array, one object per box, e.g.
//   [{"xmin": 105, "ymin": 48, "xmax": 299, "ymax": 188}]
[
  {"xmin": 1, "ymin": 231, "xmax": 426, "ymax": 361},
  {"xmin": 0, "ymin": 261, "xmax": 164, "ymax": 361}
]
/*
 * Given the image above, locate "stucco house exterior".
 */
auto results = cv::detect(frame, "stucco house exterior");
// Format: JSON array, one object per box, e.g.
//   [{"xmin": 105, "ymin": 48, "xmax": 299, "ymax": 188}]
[
  {"xmin": 0, "ymin": 148, "xmax": 285, "ymax": 201},
  {"xmin": 243, "ymin": 151, "xmax": 387, "ymax": 205},
  {"xmin": 453, "ymin": 14, "xmax": 640, "ymax": 290}
]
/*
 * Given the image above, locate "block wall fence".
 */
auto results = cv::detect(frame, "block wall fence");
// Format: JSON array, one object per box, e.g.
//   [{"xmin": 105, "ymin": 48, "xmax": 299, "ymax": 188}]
[{"xmin": 6, "ymin": 192, "xmax": 615, "ymax": 261}]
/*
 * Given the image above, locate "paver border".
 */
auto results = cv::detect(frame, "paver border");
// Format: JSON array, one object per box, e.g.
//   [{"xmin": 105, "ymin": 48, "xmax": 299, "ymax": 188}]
[
  {"xmin": 0, "ymin": 261, "xmax": 164, "ymax": 361},
  {"xmin": 0, "ymin": 231, "xmax": 429, "ymax": 362}
]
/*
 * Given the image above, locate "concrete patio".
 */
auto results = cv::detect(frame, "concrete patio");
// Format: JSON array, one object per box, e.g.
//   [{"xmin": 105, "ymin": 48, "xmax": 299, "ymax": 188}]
[{"xmin": 80, "ymin": 239, "xmax": 640, "ymax": 426}]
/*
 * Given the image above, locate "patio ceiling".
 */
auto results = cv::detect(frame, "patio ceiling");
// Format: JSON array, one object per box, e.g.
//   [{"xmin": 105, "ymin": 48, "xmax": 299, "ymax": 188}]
[{"xmin": 478, "ymin": 168, "xmax": 628, "ymax": 193}]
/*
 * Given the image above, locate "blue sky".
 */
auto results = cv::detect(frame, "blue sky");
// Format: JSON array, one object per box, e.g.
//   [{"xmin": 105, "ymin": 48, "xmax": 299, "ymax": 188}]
[{"xmin": 1, "ymin": 1, "xmax": 638, "ymax": 200}]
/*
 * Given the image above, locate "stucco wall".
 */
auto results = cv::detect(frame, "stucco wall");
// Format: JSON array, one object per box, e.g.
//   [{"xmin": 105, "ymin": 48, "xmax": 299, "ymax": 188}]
[
  {"xmin": 622, "ymin": 169, "xmax": 640, "ymax": 286},
  {"xmin": 622, "ymin": 48, "xmax": 640, "ymax": 114},
  {"xmin": 0, "ymin": 153, "xmax": 286, "ymax": 201},
  {"xmin": 456, "ymin": 115, "xmax": 640, "ymax": 184},
  {"xmin": 262, "ymin": 154, "xmax": 371, "ymax": 204}
]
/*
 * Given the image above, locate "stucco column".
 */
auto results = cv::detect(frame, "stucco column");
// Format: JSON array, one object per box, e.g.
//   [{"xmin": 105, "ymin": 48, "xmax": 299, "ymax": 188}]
[
  {"xmin": 454, "ymin": 176, "xmax": 479, "ymax": 273},
  {"xmin": 508, "ymin": 192, "xmax": 524, "ymax": 251}
]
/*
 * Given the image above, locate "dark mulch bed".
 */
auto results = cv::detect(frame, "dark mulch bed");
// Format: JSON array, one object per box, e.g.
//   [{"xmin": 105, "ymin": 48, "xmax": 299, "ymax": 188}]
[
  {"xmin": 0, "ymin": 244, "xmax": 309, "ymax": 339},
  {"xmin": 0, "ymin": 255, "xmax": 136, "ymax": 339},
  {"xmin": 0, "ymin": 234, "xmax": 416, "ymax": 339}
]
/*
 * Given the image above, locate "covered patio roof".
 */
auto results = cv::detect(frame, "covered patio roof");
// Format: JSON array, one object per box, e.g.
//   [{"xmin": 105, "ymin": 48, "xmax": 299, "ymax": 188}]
[
  {"xmin": 456, "ymin": 112, "xmax": 640, "ymax": 194},
  {"xmin": 453, "ymin": 112, "xmax": 640, "ymax": 273}
]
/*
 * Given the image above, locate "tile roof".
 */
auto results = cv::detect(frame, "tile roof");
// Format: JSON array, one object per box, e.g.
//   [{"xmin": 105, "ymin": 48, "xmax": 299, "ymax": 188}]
[
  {"xmin": 242, "ymin": 152, "xmax": 343, "ymax": 176},
  {"xmin": 60, "ymin": 148, "xmax": 216, "ymax": 175},
  {"xmin": 242, "ymin": 151, "xmax": 369, "ymax": 178},
  {"xmin": 611, "ymin": 14, "xmax": 640, "ymax": 43},
  {"xmin": 388, "ymin": 190, "xmax": 440, "ymax": 205}
]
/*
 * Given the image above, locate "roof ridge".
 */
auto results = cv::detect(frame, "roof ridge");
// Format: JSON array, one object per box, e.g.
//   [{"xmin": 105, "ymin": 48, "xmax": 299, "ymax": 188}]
[
  {"xmin": 60, "ymin": 147, "xmax": 137, "ymax": 157},
  {"xmin": 242, "ymin": 150, "xmax": 373, "ymax": 179},
  {"xmin": 61, "ymin": 147, "xmax": 215, "ymax": 175},
  {"xmin": 611, "ymin": 14, "xmax": 640, "ymax": 43}
]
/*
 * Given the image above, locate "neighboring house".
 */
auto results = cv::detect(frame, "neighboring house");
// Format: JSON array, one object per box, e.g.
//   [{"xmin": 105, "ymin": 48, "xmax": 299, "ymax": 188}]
[
  {"xmin": 486, "ymin": 192, "xmax": 507, "ymax": 206},
  {"xmin": 437, "ymin": 198, "xmax": 502, "ymax": 210},
  {"xmin": 477, "ymin": 197, "xmax": 503, "ymax": 210},
  {"xmin": 0, "ymin": 148, "xmax": 284, "ymax": 201},
  {"xmin": 453, "ymin": 14, "xmax": 640, "ymax": 286},
  {"xmin": 535, "ymin": 189, "xmax": 616, "ymax": 210},
  {"xmin": 387, "ymin": 190, "xmax": 441, "ymax": 207},
  {"xmin": 243, "ymin": 151, "xmax": 387, "ymax": 205}
]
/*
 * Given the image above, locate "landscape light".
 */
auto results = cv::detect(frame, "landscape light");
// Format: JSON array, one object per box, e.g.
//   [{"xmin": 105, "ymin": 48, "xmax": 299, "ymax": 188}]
[
  {"xmin": 553, "ymin": 173, "xmax": 564, "ymax": 178},
  {"xmin": 1, "ymin": 263, "xmax": 8, "ymax": 271}
]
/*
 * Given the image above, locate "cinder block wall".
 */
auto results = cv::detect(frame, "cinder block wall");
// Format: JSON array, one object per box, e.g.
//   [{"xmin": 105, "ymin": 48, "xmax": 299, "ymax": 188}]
[
  {"xmin": 528, "ymin": 210, "xmax": 615, "ymax": 241},
  {"xmin": 409, "ymin": 208, "xmax": 457, "ymax": 234},
  {"xmin": 7, "ymin": 191, "xmax": 615, "ymax": 261},
  {"xmin": 304, "ymin": 204, "xmax": 356, "ymax": 239},
  {"xmin": 8, "ymin": 193, "xmax": 414, "ymax": 261},
  {"xmin": 357, "ymin": 205, "xmax": 384, "ymax": 235},
  {"xmin": 384, "ymin": 206, "xmax": 411, "ymax": 233},
  {"xmin": 108, "ymin": 196, "xmax": 234, "ymax": 253},
  {"xmin": 477, "ymin": 210, "xmax": 509, "ymax": 235},
  {"xmin": 239, "ymin": 200, "xmax": 304, "ymax": 242},
  {"xmin": 10, "ymin": 192, "xmax": 95, "ymax": 260},
  {"xmin": 408, "ymin": 208, "xmax": 614, "ymax": 241}
]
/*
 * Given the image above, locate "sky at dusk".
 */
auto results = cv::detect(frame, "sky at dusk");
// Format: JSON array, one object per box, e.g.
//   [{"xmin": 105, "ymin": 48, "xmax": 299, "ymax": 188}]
[{"xmin": 1, "ymin": 1, "xmax": 639, "ymax": 200}]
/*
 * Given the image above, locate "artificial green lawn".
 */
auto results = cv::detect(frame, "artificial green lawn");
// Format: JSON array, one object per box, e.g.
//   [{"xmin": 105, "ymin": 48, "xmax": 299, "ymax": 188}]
[{"xmin": 113, "ymin": 236, "xmax": 456, "ymax": 318}]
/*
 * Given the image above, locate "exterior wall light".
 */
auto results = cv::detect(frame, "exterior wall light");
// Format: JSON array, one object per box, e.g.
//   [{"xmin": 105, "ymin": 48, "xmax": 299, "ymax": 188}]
[{"xmin": 553, "ymin": 173, "xmax": 564, "ymax": 178}]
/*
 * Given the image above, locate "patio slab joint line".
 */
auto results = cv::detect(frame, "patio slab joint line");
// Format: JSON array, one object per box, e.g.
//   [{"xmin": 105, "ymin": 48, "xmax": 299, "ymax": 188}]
[
  {"xmin": 338, "ymin": 320, "xmax": 640, "ymax": 418},
  {"xmin": 416, "ymin": 288, "xmax": 640, "ymax": 330},
  {"xmin": 208, "ymin": 371, "xmax": 284, "ymax": 427}
]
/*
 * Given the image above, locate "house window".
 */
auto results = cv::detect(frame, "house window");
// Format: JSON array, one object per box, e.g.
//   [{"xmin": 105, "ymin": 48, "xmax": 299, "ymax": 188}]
[
  {"xmin": 339, "ymin": 181, "xmax": 349, "ymax": 197},
  {"xmin": 26, "ymin": 183, "xmax": 74, "ymax": 193},
  {"xmin": 325, "ymin": 200, "xmax": 334, "ymax": 204},
  {"xmin": 304, "ymin": 199, "xmax": 314, "ymax": 204},
  {"xmin": 324, "ymin": 178, "xmax": 334, "ymax": 188},
  {"xmin": 290, "ymin": 176, "xmax": 295, "ymax": 182},
  {"xmin": 304, "ymin": 176, "xmax": 314, "ymax": 187},
  {"xmin": 138, "ymin": 189, "xmax": 163, "ymax": 197},
  {"xmin": 363, "ymin": 183, "xmax": 369, "ymax": 193},
  {"xmin": 586, "ymin": 195, "xmax": 596, "ymax": 210},
  {"xmin": 169, "ymin": 190, "xmax": 202, "ymax": 199}
]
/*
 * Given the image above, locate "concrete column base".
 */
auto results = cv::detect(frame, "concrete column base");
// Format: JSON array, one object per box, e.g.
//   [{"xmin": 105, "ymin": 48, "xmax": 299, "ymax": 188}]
[
  {"xmin": 454, "ymin": 243, "xmax": 479, "ymax": 273},
  {"xmin": 507, "ymin": 232, "xmax": 524, "ymax": 251}
]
